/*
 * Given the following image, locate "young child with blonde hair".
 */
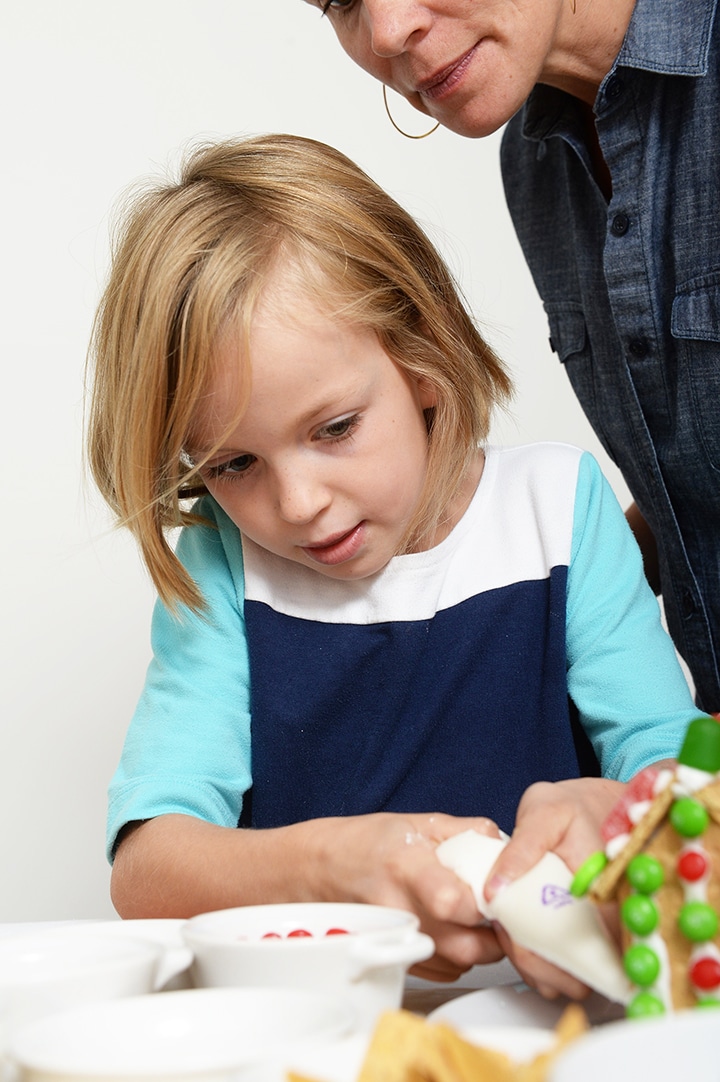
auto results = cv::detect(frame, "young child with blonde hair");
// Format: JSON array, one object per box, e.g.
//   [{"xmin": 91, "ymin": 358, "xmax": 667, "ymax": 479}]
[{"xmin": 89, "ymin": 133, "xmax": 703, "ymax": 994}]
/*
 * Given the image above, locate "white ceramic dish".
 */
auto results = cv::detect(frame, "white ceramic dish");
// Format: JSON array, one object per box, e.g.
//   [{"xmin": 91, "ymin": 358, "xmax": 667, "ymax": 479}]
[
  {"xmin": 0, "ymin": 929, "xmax": 186, "ymax": 1057},
  {"xmin": 36, "ymin": 920, "xmax": 192, "ymax": 989},
  {"xmin": 9, "ymin": 986, "xmax": 354, "ymax": 1082},
  {"xmin": 183, "ymin": 902, "xmax": 434, "ymax": 1030},
  {"xmin": 549, "ymin": 1009, "xmax": 720, "ymax": 1081},
  {"xmin": 428, "ymin": 982, "xmax": 625, "ymax": 1030}
]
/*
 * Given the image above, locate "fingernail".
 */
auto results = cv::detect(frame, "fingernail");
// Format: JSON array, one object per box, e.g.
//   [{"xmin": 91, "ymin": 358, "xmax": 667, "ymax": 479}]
[{"xmin": 486, "ymin": 874, "xmax": 511, "ymax": 899}]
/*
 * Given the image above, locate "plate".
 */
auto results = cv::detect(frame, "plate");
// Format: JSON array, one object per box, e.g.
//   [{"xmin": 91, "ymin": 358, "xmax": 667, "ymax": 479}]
[
  {"xmin": 548, "ymin": 1009, "xmax": 720, "ymax": 1081},
  {"xmin": 10, "ymin": 986, "xmax": 356, "ymax": 1081},
  {"xmin": 285, "ymin": 1032, "xmax": 370, "ymax": 1082},
  {"xmin": 428, "ymin": 982, "xmax": 625, "ymax": 1031}
]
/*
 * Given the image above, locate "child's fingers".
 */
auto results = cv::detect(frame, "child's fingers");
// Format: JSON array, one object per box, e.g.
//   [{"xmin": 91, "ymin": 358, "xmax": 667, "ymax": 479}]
[
  {"xmin": 411, "ymin": 924, "xmax": 505, "ymax": 980},
  {"xmin": 492, "ymin": 922, "xmax": 591, "ymax": 1001}
]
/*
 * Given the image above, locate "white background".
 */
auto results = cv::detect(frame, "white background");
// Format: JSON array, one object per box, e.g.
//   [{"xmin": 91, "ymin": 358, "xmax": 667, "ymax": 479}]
[{"xmin": 1, "ymin": 2, "xmax": 631, "ymax": 921}]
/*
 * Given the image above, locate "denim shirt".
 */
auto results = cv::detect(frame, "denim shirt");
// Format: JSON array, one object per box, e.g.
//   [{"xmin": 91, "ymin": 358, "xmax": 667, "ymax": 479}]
[{"xmin": 501, "ymin": 0, "xmax": 720, "ymax": 712}]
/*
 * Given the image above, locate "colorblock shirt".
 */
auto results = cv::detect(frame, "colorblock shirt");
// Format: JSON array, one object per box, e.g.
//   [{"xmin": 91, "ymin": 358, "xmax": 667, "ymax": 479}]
[
  {"xmin": 501, "ymin": 0, "xmax": 720, "ymax": 711},
  {"xmin": 106, "ymin": 444, "xmax": 702, "ymax": 860}
]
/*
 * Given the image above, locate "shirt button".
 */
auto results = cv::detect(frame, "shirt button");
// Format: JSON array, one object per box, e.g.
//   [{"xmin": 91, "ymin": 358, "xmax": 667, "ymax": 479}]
[
  {"xmin": 605, "ymin": 75, "xmax": 623, "ymax": 100},
  {"xmin": 682, "ymin": 589, "xmax": 698, "ymax": 618},
  {"xmin": 628, "ymin": 337, "xmax": 650, "ymax": 358},
  {"xmin": 610, "ymin": 212, "xmax": 630, "ymax": 236}
]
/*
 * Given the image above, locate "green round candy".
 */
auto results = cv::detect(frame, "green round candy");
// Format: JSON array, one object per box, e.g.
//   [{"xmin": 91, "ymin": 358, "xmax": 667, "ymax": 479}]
[
  {"xmin": 626, "ymin": 991, "xmax": 666, "ymax": 1019},
  {"xmin": 670, "ymin": 798, "xmax": 709, "ymax": 838},
  {"xmin": 678, "ymin": 901, "xmax": 719, "ymax": 942},
  {"xmin": 621, "ymin": 894, "xmax": 659, "ymax": 936},
  {"xmin": 626, "ymin": 854, "xmax": 665, "ymax": 894},
  {"xmin": 624, "ymin": 943, "xmax": 661, "ymax": 987},
  {"xmin": 678, "ymin": 716, "xmax": 720, "ymax": 772},
  {"xmin": 570, "ymin": 851, "xmax": 608, "ymax": 897},
  {"xmin": 696, "ymin": 997, "xmax": 720, "ymax": 1009}
]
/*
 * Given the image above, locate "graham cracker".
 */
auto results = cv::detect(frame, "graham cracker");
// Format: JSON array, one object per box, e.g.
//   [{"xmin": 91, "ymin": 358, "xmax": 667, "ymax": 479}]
[{"xmin": 589, "ymin": 784, "xmax": 674, "ymax": 904}]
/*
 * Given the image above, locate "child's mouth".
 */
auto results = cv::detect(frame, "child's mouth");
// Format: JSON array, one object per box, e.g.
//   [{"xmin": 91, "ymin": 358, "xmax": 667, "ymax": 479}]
[{"xmin": 302, "ymin": 523, "xmax": 366, "ymax": 566}]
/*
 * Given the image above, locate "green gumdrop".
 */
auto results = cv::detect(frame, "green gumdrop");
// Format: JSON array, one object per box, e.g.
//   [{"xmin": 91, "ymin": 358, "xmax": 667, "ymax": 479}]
[
  {"xmin": 626, "ymin": 991, "xmax": 666, "ymax": 1019},
  {"xmin": 621, "ymin": 893, "xmax": 659, "ymax": 936},
  {"xmin": 670, "ymin": 797, "xmax": 709, "ymax": 838},
  {"xmin": 678, "ymin": 901, "xmax": 719, "ymax": 943},
  {"xmin": 678, "ymin": 716, "xmax": 720, "ymax": 772},
  {"xmin": 570, "ymin": 851, "xmax": 608, "ymax": 897},
  {"xmin": 626, "ymin": 853, "xmax": 664, "ymax": 894},
  {"xmin": 624, "ymin": 943, "xmax": 661, "ymax": 987}
]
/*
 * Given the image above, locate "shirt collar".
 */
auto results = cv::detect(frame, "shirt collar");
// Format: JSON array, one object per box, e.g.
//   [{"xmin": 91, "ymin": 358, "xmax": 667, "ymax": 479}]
[
  {"xmin": 520, "ymin": 0, "xmax": 718, "ymax": 141},
  {"xmin": 618, "ymin": 0, "xmax": 717, "ymax": 76}
]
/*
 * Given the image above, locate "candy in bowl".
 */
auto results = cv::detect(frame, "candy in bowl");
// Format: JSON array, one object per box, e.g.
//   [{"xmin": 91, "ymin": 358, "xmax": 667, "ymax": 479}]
[{"xmin": 182, "ymin": 902, "xmax": 434, "ymax": 1029}]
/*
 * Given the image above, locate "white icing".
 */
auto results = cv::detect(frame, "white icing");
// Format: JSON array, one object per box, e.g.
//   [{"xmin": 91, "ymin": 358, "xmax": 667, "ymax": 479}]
[
  {"xmin": 679, "ymin": 842, "xmax": 710, "ymax": 904},
  {"xmin": 605, "ymin": 832, "xmax": 631, "ymax": 861},
  {"xmin": 673, "ymin": 765, "xmax": 715, "ymax": 795},
  {"xmin": 635, "ymin": 924, "xmax": 673, "ymax": 1010},
  {"xmin": 628, "ymin": 800, "xmax": 652, "ymax": 825},
  {"xmin": 653, "ymin": 769, "xmax": 674, "ymax": 795}
]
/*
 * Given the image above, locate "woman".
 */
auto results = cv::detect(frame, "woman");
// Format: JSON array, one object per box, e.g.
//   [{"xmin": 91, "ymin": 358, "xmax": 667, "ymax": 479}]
[{"xmin": 304, "ymin": 0, "xmax": 720, "ymax": 718}]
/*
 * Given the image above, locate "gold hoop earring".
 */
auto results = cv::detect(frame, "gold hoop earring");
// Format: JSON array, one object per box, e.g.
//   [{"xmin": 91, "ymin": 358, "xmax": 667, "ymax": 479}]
[{"xmin": 383, "ymin": 84, "xmax": 440, "ymax": 140}]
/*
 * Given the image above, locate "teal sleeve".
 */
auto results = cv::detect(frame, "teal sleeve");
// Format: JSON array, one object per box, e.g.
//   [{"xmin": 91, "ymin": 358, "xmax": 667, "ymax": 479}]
[
  {"xmin": 567, "ymin": 453, "xmax": 705, "ymax": 780},
  {"xmin": 106, "ymin": 498, "xmax": 252, "ymax": 862}
]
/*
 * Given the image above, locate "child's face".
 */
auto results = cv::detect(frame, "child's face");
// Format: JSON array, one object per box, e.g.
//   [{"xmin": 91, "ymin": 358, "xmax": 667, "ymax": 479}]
[{"xmin": 190, "ymin": 285, "xmax": 436, "ymax": 580}]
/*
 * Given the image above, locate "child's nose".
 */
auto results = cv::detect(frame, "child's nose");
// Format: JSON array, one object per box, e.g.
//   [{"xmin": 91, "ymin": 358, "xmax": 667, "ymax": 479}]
[{"xmin": 274, "ymin": 463, "xmax": 330, "ymax": 525}]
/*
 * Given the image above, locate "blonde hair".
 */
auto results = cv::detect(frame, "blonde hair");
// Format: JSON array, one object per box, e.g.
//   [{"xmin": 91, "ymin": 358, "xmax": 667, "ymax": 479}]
[{"xmin": 87, "ymin": 133, "xmax": 512, "ymax": 613}]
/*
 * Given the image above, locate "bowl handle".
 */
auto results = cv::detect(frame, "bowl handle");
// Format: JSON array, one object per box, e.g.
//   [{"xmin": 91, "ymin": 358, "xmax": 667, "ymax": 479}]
[
  {"xmin": 152, "ymin": 945, "xmax": 194, "ymax": 991},
  {"xmin": 346, "ymin": 932, "xmax": 434, "ymax": 981}
]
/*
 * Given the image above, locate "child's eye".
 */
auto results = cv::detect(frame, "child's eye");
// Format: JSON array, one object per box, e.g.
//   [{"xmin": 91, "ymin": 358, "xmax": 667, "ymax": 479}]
[
  {"xmin": 315, "ymin": 414, "xmax": 360, "ymax": 442},
  {"xmin": 206, "ymin": 453, "xmax": 256, "ymax": 480}
]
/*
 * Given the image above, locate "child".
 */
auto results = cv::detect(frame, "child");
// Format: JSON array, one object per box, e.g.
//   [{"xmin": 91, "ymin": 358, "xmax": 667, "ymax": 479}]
[{"xmin": 89, "ymin": 134, "xmax": 704, "ymax": 994}]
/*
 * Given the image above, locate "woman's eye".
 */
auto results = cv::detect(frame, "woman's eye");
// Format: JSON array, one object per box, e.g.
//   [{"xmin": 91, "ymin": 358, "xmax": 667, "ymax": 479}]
[
  {"xmin": 316, "ymin": 415, "xmax": 360, "ymax": 441},
  {"xmin": 321, "ymin": 0, "xmax": 355, "ymax": 14},
  {"xmin": 207, "ymin": 454, "xmax": 255, "ymax": 479}
]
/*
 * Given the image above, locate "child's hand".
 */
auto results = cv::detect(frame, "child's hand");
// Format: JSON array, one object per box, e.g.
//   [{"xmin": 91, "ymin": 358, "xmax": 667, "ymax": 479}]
[
  {"xmin": 481, "ymin": 777, "xmax": 626, "ymax": 998},
  {"xmin": 308, "ymin": 811, "xmax": 508, "ymax": 981}
]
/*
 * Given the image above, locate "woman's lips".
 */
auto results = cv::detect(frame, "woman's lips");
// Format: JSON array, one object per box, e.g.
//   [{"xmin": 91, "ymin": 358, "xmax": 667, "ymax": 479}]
[
  {"xmin": 302, "ymin": 523, "xmax": 366, "ymax": 566},
  {"xmin": 418, "ymin": 44, "xmax": 479, "ymax": 100}
]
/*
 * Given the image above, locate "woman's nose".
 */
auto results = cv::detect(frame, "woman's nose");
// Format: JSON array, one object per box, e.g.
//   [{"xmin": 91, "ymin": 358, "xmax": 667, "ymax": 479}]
[{"xmin": 364, "ymin": 0, "xmax": 431, "ymax": 57}]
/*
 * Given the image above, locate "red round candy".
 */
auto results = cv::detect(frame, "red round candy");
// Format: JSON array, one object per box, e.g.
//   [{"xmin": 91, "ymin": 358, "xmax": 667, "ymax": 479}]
[
  {"xmin": 286, "ymin": 928, "xmax": 313, "ymax": 937},
  {"xmin": 677, "ymin": 850, "xmax": 709, "ymax": 883},
  {"xmin": 261, "ymin": 932, "xmax": 282, "ymax": 939},
  {"xmin": 690, "ymin": 956, "xmax": 720, "ymax": 990},
  {"xmin": 325, "ymin": 927, "xmax": 350, "ymax": 936}
]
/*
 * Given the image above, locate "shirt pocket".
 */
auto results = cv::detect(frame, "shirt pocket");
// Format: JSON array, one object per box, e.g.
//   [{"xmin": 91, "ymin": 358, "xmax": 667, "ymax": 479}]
[
  {"xmin": 671, "ymin": 275, "xmax": 720, "ymax": 343},
  {"xmin": 545, "ymin": 304, "xmax": 606, "ymax": 433},
  {"xmin": 546, "ymin": 305, "xmax": 587, "ymax": 363},
  {"xmin": 671, "ymin": 275, "xmax": 720, "ymax": 474}
]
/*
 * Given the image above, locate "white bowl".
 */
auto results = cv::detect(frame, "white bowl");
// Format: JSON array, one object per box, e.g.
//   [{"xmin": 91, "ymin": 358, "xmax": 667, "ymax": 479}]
[
  {"xmin": 549, "ymin": 1009, "xmax": 720, "ymax": 1081},
  {"xmin": 40, "ymin": 920, "xmax": 192, "ymax": 990},
  {"xmin": 183, "ymin": 902, "xmax": 435, "ymax": 1030},
  {"xmin": 0, "ymin": 930, "xmax": 183, "ymax": 1056},
  {"xmin": 9, "ymin": 986, "xmax": 353, "ymax": 1082}
]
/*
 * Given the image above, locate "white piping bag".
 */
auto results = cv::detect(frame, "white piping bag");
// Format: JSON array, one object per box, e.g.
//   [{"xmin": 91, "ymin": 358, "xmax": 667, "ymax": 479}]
[{"xmin": 436, "ymin": 829, "xmax": 631, "ymax": 1004}]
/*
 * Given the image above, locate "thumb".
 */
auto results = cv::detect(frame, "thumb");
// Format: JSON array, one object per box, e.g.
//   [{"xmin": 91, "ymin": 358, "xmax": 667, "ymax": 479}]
[{"xmin": 484, "ymin": 814, "xmax": 567, "ymax": 905}]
